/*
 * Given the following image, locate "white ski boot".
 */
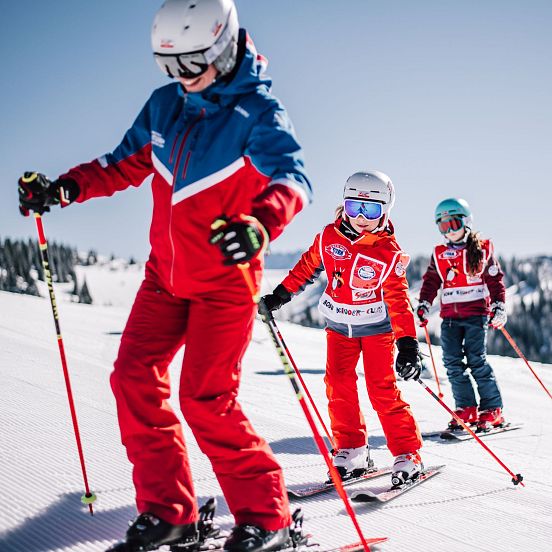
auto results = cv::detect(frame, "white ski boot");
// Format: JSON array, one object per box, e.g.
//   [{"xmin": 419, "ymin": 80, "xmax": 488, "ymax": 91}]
[
  {"xmin": 391, "ymin": 451, "xmax": 423, "ymax": 486},
  {"xmin": 331, "ymin": 445, "xmax": 372, "ymax": 480}
]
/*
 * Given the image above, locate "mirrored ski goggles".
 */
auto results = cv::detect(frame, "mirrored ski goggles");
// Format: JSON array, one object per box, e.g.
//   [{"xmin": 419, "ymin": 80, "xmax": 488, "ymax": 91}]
[
  {"xmin": 154, "ymin": 51, "xmax": 211, "ymax": 79},
  {"xmin": 343, "ymin": 199, "xmax": 383, "ymax": 220},
  {"xmin": 153, "ymin": 20, "xmax": 235, "ymax": 79},
  {"xmin": 437, "ymin": 216, "xmax": 465, "ymax": 234}
]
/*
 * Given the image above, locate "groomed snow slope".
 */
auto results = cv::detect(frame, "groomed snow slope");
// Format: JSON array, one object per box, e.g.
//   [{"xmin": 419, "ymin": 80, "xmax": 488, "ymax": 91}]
[{"xmin": 0, "ymin": 270, "xmax": 551, "ymax": 552}]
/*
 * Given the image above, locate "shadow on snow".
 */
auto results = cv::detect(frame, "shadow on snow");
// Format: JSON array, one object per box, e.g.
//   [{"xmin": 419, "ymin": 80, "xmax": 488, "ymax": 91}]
[{"xmin": 0, "ymin": 491, "xmax": 226, "ymax": 552}]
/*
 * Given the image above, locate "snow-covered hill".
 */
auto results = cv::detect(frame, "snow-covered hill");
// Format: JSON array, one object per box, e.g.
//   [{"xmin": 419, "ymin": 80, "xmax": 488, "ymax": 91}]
[{"xmin": 0, "ymin": 265, "xmax": 551, "ymax": 552}]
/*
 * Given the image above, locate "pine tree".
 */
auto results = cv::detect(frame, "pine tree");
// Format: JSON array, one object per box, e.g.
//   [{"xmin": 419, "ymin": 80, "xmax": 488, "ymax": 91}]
[{"xmin": 78, "ymin": 278, "xmax": 93, "ymax": 304}]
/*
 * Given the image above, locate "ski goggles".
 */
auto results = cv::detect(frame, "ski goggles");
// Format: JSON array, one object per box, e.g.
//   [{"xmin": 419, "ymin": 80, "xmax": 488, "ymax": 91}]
[
  {"xmin": 436, "ymin": 216, "xmax": 465, "ymax": 234},
  {"xmin": 154, "ymin": 51, "xmax": 211, "ymax": 79},
  {"xmin": 343, "ymin": 199, "xmax": 383, "ymax": 220},
  {"xmin": 154, "ymin": 21, "xmax": 234, "ymax": 79}
]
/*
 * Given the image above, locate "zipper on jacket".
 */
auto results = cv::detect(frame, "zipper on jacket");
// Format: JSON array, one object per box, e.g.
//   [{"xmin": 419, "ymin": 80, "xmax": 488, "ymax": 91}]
[
  {"xmin": 168, "ymin": 108, "xmax": 206, "ymax": 290},
  {"xmin": 181, "ymin": 150, "xmax": 192, "ymax": 180},
  {"xmin": 169, "ymin": 133, "xmax": 180, "ymax": 164}
]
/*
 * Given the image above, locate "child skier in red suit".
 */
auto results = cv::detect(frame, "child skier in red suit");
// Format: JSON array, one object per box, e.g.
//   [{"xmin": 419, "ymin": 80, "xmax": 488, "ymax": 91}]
[
  {"xmin": 262, "ymin": 171, "xmax": 423, "ymax": 485},
  {"xmin": 415, "ymin": 198, "xmax": 507, "ymax": 431}
]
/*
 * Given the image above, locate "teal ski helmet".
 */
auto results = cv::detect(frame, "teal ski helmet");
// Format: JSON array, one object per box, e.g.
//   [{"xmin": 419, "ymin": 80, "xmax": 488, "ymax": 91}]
[{"xmin": 435, "ymin": 198, "xmax": 472, "ymax": 223}]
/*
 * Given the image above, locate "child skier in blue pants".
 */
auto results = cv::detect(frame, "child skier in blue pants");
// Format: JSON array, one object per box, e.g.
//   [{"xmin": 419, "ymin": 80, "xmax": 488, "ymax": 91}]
[{"xmin": 416, "ymin": 198, "xmax": 507, "ymax": 431}]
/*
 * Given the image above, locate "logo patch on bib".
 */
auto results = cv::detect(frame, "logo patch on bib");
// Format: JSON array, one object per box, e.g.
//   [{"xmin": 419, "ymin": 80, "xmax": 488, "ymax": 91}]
[{"xmin": 325, "ymin": 243, "xmax": 352, "ymax": 260}]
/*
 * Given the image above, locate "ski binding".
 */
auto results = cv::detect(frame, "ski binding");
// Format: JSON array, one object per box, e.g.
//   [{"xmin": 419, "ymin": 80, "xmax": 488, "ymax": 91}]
[
  {"xmin": 351, "ymin": 465, "xmax": 444, "ymax": 503},
  {"xmin": 423, "ymin": 422, "xmax": 522, "ymax": 442}
]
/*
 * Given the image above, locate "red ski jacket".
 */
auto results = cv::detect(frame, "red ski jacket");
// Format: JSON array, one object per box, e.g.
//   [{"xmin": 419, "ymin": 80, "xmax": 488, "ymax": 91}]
[
  {"xmin": 60, "ymin": 32, "xmax": 311, "ymax": 298},
  {"xmin": 281, "ymin": 220, "xmax": 417, "ymax": 339},
  {"xmin": 419, "ymin": 239, "xmax": 506, "ymax": 318}
]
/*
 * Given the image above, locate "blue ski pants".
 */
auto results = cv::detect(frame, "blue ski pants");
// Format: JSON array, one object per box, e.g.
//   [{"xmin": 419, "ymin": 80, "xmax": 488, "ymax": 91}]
[{"xmin": 440, "ymin": 316, "xmax": 503, "ymax": 411}]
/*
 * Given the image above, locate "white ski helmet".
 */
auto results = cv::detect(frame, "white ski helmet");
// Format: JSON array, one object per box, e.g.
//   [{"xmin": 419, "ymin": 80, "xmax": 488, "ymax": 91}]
[
  {"xmin": 343, "ymin": 170, "xmax": 395, "ymax": 232},
  {"xmin": 151, "ymin": 0, "xmax": 239, "ymax": 79}
]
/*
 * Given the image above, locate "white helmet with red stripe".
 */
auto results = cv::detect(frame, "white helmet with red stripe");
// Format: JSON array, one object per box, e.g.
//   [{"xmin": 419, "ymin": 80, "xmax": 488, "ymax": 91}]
[
  {"xmin": 343, "ymin": 170, "xmax": 395, "ymax": 231},
  {"xmin": 151, "ymin": 0, "xmax": 239, "ymax": 78}
]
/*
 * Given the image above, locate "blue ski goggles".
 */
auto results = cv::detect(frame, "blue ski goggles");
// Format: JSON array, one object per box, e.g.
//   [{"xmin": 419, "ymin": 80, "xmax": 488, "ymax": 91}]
[
  {"xmin": 437, "ymin": 216, "xmax": 465, "ymax": 234},
  {"xmin": 343, "ymin": 199, "xmax": 383, "ymax": 220}
]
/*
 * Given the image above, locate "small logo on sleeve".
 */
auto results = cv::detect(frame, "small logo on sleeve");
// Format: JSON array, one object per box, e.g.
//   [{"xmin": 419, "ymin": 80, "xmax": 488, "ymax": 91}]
[
  {"xmin": 395, "ymin": 261, "xmax": 406, "ymax": 277},
  {"xmin": 151, "ymin": 131, "xmax": 165, "ymax": 148}
]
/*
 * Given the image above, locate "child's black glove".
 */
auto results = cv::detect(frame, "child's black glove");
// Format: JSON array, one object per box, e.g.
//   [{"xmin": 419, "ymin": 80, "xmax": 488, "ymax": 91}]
[
  {"xmin": 260, "ymin": 284, "xmax": 292, "ymax": 313},
  {"xmin": 395, "ymin": 336, "xmax": 422, "ymax": 381}
]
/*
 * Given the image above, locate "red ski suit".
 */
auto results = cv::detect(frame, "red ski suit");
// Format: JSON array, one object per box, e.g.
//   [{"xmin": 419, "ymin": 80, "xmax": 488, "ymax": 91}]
[
  {"xmin": 60, "ymin": 36, "xmax": 311, "ymax": 531},
  {"xmin": 281, "ymin": 221, "xmax": 422, "ymax": 455}
]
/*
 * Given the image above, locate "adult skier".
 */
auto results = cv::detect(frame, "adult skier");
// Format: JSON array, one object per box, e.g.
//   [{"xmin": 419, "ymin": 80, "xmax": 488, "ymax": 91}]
[
  {"xmin": 17, "ymin": 1, "xmax": 312, "ymax": 551},
  {"xmin": 262, "ymin": 171, "xmax": 424, "ymax": 486},
  {"xmin": 415, "ymin": 198, "xmax": 507, "ymax": 431}
]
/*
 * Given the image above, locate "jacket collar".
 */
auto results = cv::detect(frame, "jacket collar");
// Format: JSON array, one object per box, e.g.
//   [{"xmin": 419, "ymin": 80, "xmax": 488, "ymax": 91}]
[
  {"xmin": 176, "ymin": 29, "xmax": 271, "ymax": 117},
  {"xmin": 334, "ymin": 217, "xmax": 393, "ymax": 245}
]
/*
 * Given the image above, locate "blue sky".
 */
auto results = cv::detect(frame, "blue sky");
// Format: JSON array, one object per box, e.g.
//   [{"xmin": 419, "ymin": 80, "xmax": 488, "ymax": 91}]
[{"xmin": 1, "ymin": 0, "xmax": 551, "ymax": 260}]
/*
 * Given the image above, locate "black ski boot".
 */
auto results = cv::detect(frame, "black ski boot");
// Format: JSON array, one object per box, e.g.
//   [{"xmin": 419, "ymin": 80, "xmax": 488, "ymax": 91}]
[
  {"xmin": 106, "ymin": 514, "xmax": 198, "ymax": 551},
  {"xmin": 107, "ymin": 498, "xmax": 221, "ymax": 552},
  {"xmin": 223, "ymin": 508, "xmax": 307, "ymax": 552},
  {"xmin": 223, "ymin": 526, "xmax": 289, "ymax": 552}
]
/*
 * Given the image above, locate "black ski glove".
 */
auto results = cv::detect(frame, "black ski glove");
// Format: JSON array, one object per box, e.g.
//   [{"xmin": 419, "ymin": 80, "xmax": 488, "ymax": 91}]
[
  {"xmin": 18, "ymin": 172, "xmax": 80, "ymax": 216},
  {"xmin": 395, "ymin": 336, "xmax": 422, "ymax": 381},
  {"xmin": 210, "ymin": 215, "xmax": 269, "ymax": 265},
  {"xmin": 260, "ymin": 284, "xmax": 292, "ymax": 313}
]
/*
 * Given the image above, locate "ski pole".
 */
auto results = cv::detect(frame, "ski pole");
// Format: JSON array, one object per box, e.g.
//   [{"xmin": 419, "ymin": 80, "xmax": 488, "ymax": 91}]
[
  {"xmin": 423, "ymin": 326, "xmax": 444, "ymax": 399},
  {"xmin": 210, "ymin": 217, "xmax": 263, "ymax": 304},
  {"xmin": 259, "ymin": 302, "xmax": 379, "ymax": 552},
  {"xmin": 264, "ymin": 311, "xmax": 336, "ymax": 451},
  {"xmin": 33, "ymin": 211, "xmax": 96, "ymax": 514},
  {"xmin": 416, "ymin": 378, "xmax": 524, "ymax": 486},
  {"xmin": 499, "ymin": 327, "xmax": 552, "ymax": 401},
  {"xmin": 237, "ymin": 262, "xmax": 260, "ymax": 304}
]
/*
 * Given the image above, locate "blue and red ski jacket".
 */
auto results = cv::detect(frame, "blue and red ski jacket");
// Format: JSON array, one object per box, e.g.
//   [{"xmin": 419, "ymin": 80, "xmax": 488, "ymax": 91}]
[{"xmin": 61, "ymin": 31, "xmax": 312, "ymax": 297}]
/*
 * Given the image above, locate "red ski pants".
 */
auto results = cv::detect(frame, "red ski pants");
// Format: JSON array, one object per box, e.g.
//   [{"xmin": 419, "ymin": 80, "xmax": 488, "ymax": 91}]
[
  {"xmin": 111, "ymin": 279, "xmax": 290, "ymax": 530},
  {"xmin": 325, "ymin": 330, "xmax": 422, "ymax": 456}
]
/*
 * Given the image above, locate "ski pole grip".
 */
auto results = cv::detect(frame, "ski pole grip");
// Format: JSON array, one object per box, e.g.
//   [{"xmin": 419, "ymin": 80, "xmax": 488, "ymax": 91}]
[{"xmin": 258, "ymin": 297, "xmax": 274, "ymax": 322}]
